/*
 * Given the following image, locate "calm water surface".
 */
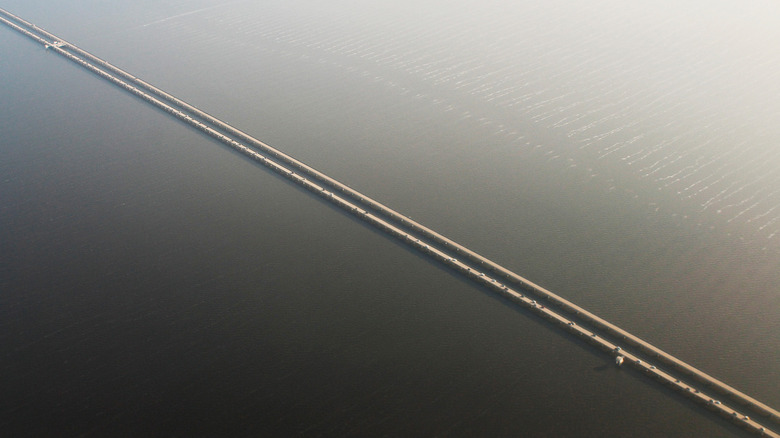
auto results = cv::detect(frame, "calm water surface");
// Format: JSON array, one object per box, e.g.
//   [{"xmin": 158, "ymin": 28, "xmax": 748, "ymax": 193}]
[{"xmin": 2, "ymin": 1, "xmax": 779, "ymax": 436}]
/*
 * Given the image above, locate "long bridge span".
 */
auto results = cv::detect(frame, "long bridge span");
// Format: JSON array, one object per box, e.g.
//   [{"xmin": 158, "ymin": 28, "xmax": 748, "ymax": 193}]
[{"xmin": 1, "ymin": 8, "xmax": 778, "ymax": 437}]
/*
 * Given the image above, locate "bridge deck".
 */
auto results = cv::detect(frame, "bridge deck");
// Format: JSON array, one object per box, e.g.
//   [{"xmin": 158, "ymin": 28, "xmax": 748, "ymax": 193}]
[{"xmin": 1, "ymin": 8, "xmax": 777, "ymax": 437}]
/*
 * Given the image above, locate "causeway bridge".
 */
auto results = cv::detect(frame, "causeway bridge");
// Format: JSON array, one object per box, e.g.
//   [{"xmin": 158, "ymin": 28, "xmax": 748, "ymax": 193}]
[{"xmin": 2, "ymin": 8, "xmax": 778, "ymax": 437}]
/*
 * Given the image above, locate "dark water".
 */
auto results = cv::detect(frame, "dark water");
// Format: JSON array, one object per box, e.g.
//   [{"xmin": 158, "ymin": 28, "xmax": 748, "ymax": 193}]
[{"xmin": 2, "ymin": 1, "xmax": 779, "ymax": 436}]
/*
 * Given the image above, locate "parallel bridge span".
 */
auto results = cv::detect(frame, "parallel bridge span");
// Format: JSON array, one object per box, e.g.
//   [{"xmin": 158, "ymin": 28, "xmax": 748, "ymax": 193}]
[{"xmin": 1, "ymin": 8, "xmax": 778, "ymax": 436}]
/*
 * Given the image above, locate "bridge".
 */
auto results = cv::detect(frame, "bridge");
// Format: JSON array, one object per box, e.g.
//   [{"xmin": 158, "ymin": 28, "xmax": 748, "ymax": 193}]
[{"xmin": 1, "ymin": 8, "xmax": 778, "ymax": 437}]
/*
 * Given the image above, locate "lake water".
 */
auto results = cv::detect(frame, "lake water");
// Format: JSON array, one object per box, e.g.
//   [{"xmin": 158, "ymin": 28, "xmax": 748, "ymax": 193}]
[{"xmin": 2, "ymin": 1, "xmax": 779, "ymax": 436}]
